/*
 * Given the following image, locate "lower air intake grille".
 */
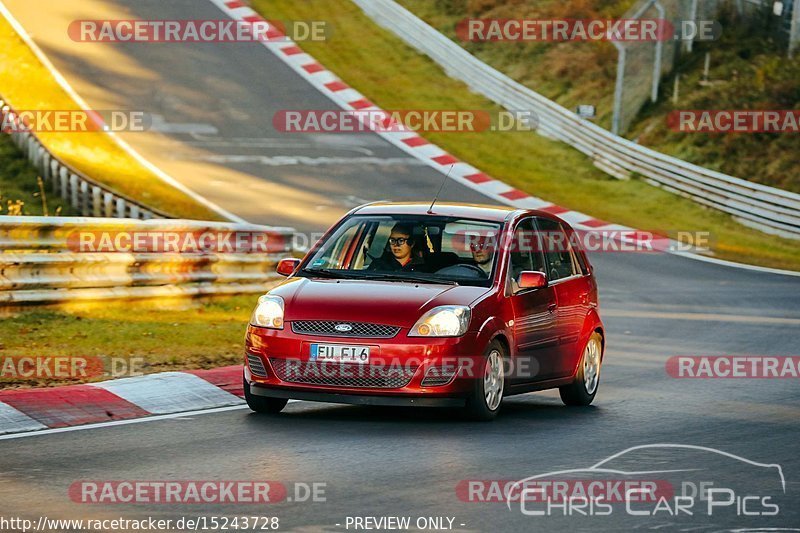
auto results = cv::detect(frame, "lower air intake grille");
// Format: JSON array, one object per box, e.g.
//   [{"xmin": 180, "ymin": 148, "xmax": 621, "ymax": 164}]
[
  {"xmin": 247, "ymin": 354, "xmax": 268, "ymax": 377},
  {"xmin": 269, "ymin": 358, "xmax": 416, "ymax": 389},
  {"xmin": 421, "ymin": 366, "xmax": 457, "ymax": 387},
  {"xmin": 291, "ymin": 321, "xmax": 400, "ymax": 338}
]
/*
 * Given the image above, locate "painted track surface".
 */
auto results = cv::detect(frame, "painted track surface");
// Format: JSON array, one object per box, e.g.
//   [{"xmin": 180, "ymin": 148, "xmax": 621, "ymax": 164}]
[{"xmin": 1, "ymin": 0, "xmax": 799, "ymax": 530}]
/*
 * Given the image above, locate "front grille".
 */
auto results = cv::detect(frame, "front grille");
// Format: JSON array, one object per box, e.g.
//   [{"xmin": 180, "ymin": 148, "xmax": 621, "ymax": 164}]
[
  {"xmin": 269, "ymin": 358, "xmax": 417, "ymax": 389},
  {"xmin": 421, "ymin": 366, "xmax": 457, "ymax": 387},
  {"xmin": 291, "ymin": 320, "xmax": 400, "ymax": 339},
  {"xmin": 247, "ymin": 353, "xmax": 268, "ymax": 377}
]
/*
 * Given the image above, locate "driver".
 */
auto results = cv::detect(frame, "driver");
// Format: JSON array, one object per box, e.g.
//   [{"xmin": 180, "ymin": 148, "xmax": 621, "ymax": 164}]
[
  {"xmin": 367, "ymin": 223, "xmax": 426, "ymax": 272},
  {"xmin": 469, "ymin": 236, "xmax": 495, "ymax": 276}
]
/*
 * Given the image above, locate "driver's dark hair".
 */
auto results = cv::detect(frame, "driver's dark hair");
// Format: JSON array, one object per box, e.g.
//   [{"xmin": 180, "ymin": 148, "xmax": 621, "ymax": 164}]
[{"xmin": 390, "ymin": 223, "xmax": 415, "ymax": 243}]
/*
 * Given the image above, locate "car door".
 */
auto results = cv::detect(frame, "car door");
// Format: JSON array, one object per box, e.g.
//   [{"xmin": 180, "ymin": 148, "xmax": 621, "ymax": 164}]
[
  {"xmin": 506, "ymin": 217, "xmax": 561, "ymax": 383},
  {"xmin": 535, "ymin": 217, "xmax": 592, "ymax": 378}
]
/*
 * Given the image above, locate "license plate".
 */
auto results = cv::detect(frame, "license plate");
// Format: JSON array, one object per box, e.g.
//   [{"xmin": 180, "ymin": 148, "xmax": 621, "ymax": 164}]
[{"xmin": 310, "ymin": 344, "xmax": 370, "ymax": 364}]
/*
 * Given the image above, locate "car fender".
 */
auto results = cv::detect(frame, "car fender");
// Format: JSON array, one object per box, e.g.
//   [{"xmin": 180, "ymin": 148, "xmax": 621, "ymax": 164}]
[
  {"xmin": 579, "ymin": 308, "xmax": 605, "ymax": 358},
  {"xmin": 474, "ymin": 315, "xmax": 511, "ymax": 358}
]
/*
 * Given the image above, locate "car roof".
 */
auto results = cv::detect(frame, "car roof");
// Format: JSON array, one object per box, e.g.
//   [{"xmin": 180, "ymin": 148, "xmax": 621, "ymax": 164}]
[{"xmin": 353, "ymin": 202, "xmax": 526, "ymax": 223}]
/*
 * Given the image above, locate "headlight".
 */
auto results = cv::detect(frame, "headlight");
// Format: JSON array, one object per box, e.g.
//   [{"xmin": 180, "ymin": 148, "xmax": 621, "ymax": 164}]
[
  {"xmin": 250, "ymin": 295, "xmax": 285, "ymax": 329},
  {"xmin": 409, "ymin": 306, "xmax": 471, "ymax": 337}
]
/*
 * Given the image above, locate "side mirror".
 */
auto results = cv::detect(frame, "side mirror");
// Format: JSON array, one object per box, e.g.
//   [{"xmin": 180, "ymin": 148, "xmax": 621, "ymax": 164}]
[
  {"xmin": 517, "ymin": 271, "xmax": 547, "ymax": 289},
  {"xmin": 276, "ymin": 258, "xmax": 301, "ymax": 277}
]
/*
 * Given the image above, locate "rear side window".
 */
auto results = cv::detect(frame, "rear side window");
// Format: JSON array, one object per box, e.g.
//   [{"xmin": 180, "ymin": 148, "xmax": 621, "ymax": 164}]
[{"xmin": 535, "ymin": 218, "xmax": 578, "ymax": 281}]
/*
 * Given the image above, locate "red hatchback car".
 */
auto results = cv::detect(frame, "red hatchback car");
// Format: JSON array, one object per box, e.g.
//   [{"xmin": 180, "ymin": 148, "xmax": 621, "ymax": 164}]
[{"xmin": 244, "ymin": 202, "xmax": 604, "ymax": 420}]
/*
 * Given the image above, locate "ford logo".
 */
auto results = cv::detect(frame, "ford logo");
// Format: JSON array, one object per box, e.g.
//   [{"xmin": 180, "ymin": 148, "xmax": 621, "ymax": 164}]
[{"xmin": 334, "ymin": 323, "xmax": 353, "ymax": 332}]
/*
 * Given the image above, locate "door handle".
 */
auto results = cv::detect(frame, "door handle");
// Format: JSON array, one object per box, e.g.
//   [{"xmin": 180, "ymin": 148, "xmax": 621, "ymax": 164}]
[{"xmin": 547, "ymin": 303, "xmax": 557, "ymax": 313}]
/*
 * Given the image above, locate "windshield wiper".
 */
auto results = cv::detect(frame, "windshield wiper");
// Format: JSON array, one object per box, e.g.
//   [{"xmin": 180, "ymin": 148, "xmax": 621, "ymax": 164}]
[
  {"xmin": 299, "ymin": 268, "xmax": 358, "ymax": 279},
  {"xmin": 363, "ymin": 273, "xmax": 458, "ymax": 286}
]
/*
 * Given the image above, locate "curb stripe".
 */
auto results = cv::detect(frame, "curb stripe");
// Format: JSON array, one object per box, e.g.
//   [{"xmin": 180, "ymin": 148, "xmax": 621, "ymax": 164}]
[
  {"xmin": 538, "ymin": 205, "xmax": 570, "ymax": 215},
  {"xmin": 432, "ymin": 154, "xmax": 458, "ymax": 166},
  {"xmin": 280, "ymin": 45, "xmax": 303, "ymax": 56},
  {"xmin": 0, "ymin": 402, "xmax": 48, "ymax": 435},
  {"xmin": 464, "ymin": 172, "xmax": 492, "ymax": 184},
  {"xmin": 92, "ymin": 372, "xmax": 242, "ymax": 415},
  {"xmin": 499, "ymin": 189, "xmax": 529, "ymax": 201},
  {"xmin": 401, "ymin": 136, "xmax": 429, "ymax": 147},
  {"xmin": 0, "ymin": 385, "xmax": 149, "ymax": 429},
  {"xmin": 187, "ymin": 366, "xmax": 245, "ymax": 398},
  {"xmin": 348, "ymin": 98, "xmax": 373, "ymax": 110},
  {"xmin": 324, "ymin": 80, "xmax": 349, "ymax": 92},
  {"xmin": 302, "ymin": 63, "xmax": 324, "ymax": 74}
]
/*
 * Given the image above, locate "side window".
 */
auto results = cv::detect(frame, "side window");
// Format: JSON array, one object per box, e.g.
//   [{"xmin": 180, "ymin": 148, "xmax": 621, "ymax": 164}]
[
  {"xmin": 535, "ymin": 218, "xmax": 578, "ymax": 281},
  {"xmin": 508, "ymin": 218, "xmax": 545, "ymax": 283}
]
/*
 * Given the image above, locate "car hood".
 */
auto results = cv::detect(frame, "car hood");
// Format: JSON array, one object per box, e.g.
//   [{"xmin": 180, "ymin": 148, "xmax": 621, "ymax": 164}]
[{"xmin": 270, "ymin": 277, "xmax": 491, "ymax": 327}]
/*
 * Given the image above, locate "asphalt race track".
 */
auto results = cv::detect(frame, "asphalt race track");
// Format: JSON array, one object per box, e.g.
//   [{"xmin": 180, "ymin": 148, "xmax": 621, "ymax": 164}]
[{"xmin": 1, "ymin": 0, "xmax": 799, "ymax": 531}]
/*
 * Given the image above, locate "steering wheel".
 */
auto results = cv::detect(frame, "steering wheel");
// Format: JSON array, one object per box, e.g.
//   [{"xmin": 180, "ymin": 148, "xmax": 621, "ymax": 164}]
[{"xmin": 435, "ymin": 263, "xmax": 488, "ymax": 278}]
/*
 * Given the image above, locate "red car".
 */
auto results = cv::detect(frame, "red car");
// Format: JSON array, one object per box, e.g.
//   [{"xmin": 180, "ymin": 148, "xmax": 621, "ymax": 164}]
[{"xmin": 244, "ymin": 202, "xmax": 604, "ymax": 420}]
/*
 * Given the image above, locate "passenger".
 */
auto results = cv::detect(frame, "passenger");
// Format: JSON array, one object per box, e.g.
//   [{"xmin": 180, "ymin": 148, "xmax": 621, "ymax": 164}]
[{"xmin": 367, "ymin": 223, "xmax": 425, "ymax": 272}]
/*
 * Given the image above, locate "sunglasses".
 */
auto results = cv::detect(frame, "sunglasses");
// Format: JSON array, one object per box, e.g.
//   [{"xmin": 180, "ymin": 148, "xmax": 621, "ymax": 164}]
[
  {"xmin": 470, "ymin": 243, "xmax": 493, "ymax": 251},
  {"xmin": 388, "ymin": 237, "xmax": 411, "ymax": 246}
]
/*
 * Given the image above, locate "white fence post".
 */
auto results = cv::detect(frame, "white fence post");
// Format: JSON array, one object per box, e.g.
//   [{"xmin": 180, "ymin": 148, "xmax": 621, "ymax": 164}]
[
  {"xmin": 116, "ymin": 198, "xmax": 126, "ymax": 218},
  {"xmin": 69, "ymin": 174, "xmax": 79, "ymax": 210},
  {"xmin": 103, "ymin": 192, "xmax": 114, "ymax": 218},
  {"xmin": 79, "ymin": 181, "xmax": 90, "ymax": 216},
  {"xmin": 91, "ymin": 186, "xmax": 102, "ymax": 217}
]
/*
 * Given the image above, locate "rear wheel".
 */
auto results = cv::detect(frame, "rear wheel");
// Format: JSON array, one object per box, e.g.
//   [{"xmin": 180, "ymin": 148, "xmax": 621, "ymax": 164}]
[
  {"xmin": 463, "ymin": 340, "xmax": 506, "ymax": 421},
  {"xmin": 559, "ymin": 332, "xmax": 602, "ymax": 406},
  {"xmin": 243, "ymin": 377, "xmax": 288, "ymax": 414}
]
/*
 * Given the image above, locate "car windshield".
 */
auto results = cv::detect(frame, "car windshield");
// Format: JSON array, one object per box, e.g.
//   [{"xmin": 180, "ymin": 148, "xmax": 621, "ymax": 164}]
[{"xmin": 300, "ymin": 215, "xmax": 503, "ymax": 287}]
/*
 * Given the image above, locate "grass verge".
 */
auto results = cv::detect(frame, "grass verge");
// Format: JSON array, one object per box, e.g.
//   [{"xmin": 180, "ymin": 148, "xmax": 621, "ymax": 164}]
[
  {"xmin": 0, "ymin": 294, "xmax": 264, "ymax": 388},
  {"xmin": 255, "ymin": 0, "xmax": 799, "ymax": 271},
  {"xmin": 0, "ymin": 133, "xmax": 74, "ymax": 215},
  {"xmin": 0, "ymin": 15, "xmax": 223, "ymax": 220}
]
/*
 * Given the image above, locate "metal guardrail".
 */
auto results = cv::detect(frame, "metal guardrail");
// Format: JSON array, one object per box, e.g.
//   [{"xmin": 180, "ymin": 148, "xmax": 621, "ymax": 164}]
[
  {"xmin": 0, "ymin": 217, "xmax": 296, "ymax": 303},
  {"xmin": 352, "ymin": 0, "xmax": 800, "ymax": 239},
  {"xmin": 1, "ymin": 99, "xmax": 171, "ymax": 220}
]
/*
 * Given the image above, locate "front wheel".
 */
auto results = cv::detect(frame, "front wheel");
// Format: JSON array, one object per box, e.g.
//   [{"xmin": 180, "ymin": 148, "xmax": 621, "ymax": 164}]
[
  {"xmin": 463, "ymin": 340, "xmax": 506, "ymax": 421},
  {"xmin": 244, "ymin": 377, "xmax": 288, "ymax": 414},
  {"xmin": 559, "ymin": 332, "xmax": 602, "ymax": 406}
]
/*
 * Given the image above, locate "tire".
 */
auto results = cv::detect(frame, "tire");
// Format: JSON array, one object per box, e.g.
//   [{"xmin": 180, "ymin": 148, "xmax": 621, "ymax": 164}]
[
  {"xmin": 243, "ymin": 377, "xmax": 288, "ymax": 414},
  {"xmin": 463, "ymin": 340, "xmax": 506, "ymax": 421},
  {"xmin": 559, "ymin": 332, "xmax": 602, "ymax": 406}
]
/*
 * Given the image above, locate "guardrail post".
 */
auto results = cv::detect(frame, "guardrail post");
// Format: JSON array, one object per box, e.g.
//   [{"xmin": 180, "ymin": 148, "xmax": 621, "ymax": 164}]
[
  {"xmin": 103, "ymin": 192, "xmax": 114, "ymax": 217},
  {"xmin": 69, "ymin": 174, "xmax": 80, "ymax": 210},
  {"xmin": 59, "ymin": 167, "xmax": 69, "ymax": 201},
  {"xmin": 116, "ymin": 197, "xmax": 126, "ymax": 218},
  {"xmin": 687, "ymin": 0, "xmax": 698, "ymax": 53},
  {"xmin": 652, "ymin": 1, "xmax": 665, "ymax": 103},
  {"xmin": 91, "ymin": 186, "xmax": 102, "ymax": 217},
  {"xmin": 27, "ymin": 136, "xmax": 36, "ymax": 162},
  {"xmin": 611, "ymin": 43, "xmax": 626, "ymax": 135},
  {"xmin": 79, "ymin": 181, "xmax": 90, "ymax": 216},
  {"xmin": 41, "ymin": 150, "xmax": 50, "ymax": 182},
  {"xmin": 790, "ymin": 0, "xmax": 800, "ymax": 58}
]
